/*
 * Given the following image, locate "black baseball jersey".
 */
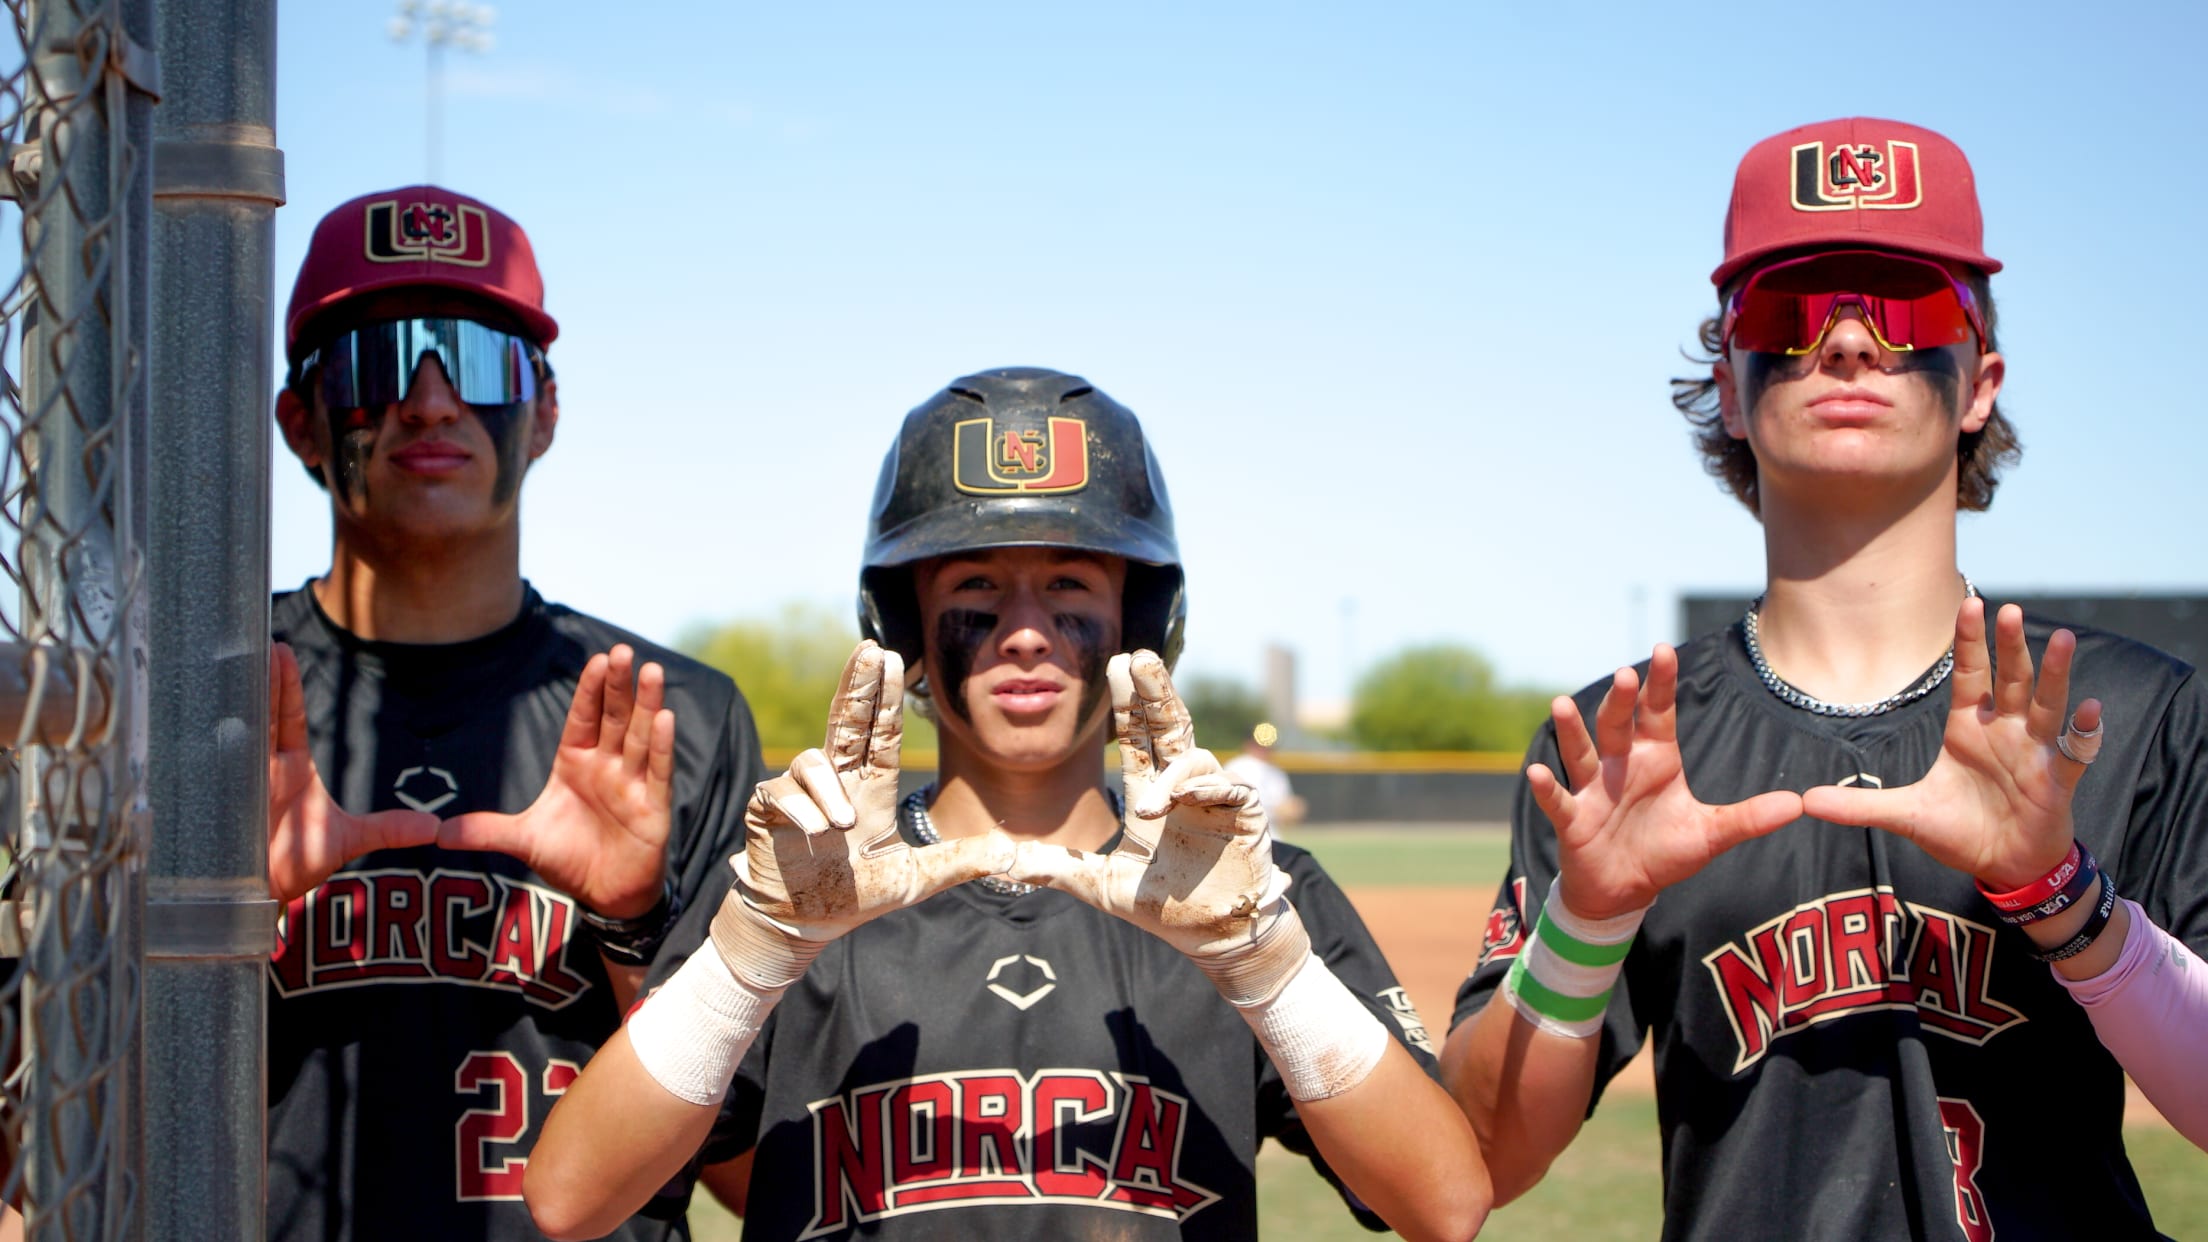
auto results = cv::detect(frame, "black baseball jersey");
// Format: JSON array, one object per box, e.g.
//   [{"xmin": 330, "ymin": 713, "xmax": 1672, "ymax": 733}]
[
  {"xmin": 267, "ymin": 585, "xmax": 764, "ymax": 1242},
  {"xmin": 1455, "ymin": 618, "xmax": 2208, "ymax": 1242},
  {"xmin": 710, "ymin": 834, "xmax": 1437, "ymax": 1240}
]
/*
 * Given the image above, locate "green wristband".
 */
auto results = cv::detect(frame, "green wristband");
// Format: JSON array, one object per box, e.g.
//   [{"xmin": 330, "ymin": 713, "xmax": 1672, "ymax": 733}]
[
  {"xmin": 1505, "ymin": 954, "xmax": 1612, "ymax": 1025},
  {"xmin": 1534, "ymin": 910, "xmax": 1635, "ymax": 969},
  {"xmin": 1499, "ymin": 878, "xmax": 1643, "ymax": 1037}
]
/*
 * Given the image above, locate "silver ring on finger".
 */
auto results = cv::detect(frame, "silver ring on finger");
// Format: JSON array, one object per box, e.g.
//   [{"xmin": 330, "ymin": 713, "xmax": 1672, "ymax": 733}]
[{"xmin": 2056, "ymin": 721, "xmax": 2103, "ymax": 766}]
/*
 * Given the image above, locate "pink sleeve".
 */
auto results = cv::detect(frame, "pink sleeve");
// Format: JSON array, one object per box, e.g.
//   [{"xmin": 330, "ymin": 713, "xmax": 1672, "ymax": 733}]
[{"xmin": 2055, "ymin": 899, "xmax": 2208, "ymax": 1150}]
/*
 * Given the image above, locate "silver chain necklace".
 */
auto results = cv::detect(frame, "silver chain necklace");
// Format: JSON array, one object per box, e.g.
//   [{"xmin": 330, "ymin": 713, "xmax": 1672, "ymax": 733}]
[
  {"xmin": 902, "ymin": 785, "xmax": 1124, "ymax": 898},
  {"xmin": 1741, "ymin": 578, "xmax": 1977, "ymax": 718}
]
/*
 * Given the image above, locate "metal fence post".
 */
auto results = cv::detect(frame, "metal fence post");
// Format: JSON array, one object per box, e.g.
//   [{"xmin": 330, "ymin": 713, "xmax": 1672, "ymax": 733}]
[{"xmin": 142, "ymin": 0, "xmax": 280, "ymax": 1236}]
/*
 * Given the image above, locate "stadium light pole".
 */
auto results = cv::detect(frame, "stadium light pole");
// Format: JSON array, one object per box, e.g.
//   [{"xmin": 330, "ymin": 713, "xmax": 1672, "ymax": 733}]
[{"xmin": 390, "ymin": 0, "xmax": 496, "ymax": 185}]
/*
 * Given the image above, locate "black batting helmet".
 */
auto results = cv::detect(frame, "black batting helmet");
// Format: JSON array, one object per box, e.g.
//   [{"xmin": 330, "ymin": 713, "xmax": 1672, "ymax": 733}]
[{"xmin": 858, "ymin": 367, "xmax": 1186, "ymax": 682}]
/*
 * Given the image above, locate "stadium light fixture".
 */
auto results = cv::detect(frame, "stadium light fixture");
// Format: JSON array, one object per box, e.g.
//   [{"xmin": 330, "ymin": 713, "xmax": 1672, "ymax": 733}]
[{"xmin": 390, "ymin": 0, "xmax": 498, "ymax": 183}]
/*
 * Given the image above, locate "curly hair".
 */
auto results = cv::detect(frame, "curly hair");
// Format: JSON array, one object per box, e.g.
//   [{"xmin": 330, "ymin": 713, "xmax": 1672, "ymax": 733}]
[{"xmin": 1669, "ymin": 268, "xmax": 2021, "ymax": 516}]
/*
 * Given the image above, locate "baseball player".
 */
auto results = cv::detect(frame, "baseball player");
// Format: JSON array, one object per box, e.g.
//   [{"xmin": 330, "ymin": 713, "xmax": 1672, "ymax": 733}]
[
  {"xmin": 1442, "ymin": 119, "xmax": 2208, "ymax": 1240},
  {"xmin": 521, "ymin": 368, "xmax": 1491, "ymax": 1240},
  {"xmin": 265, "ymin": 185, "xmax": 765, "ymax": 1239}
]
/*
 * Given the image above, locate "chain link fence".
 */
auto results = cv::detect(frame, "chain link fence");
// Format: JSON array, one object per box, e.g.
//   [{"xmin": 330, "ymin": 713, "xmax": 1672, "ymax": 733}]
[{"xmin": 0, "ymin": 0, "xmax": 154, "ymax": 1236}]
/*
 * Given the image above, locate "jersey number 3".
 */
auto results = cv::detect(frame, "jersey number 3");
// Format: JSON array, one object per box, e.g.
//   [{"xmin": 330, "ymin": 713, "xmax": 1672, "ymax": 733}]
[
  {"xmin": 455, "ymin": 1050, "xmax": 580, "ymax": 1201},
  {"xmin": 1938, "ymin": 1097, "xmax": 1992, "ymax": 1242}
]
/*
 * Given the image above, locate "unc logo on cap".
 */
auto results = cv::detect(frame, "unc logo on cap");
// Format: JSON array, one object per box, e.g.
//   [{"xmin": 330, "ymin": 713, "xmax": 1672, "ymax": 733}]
[
  {"xmin": 1790, "ymin": 140, "xmax": 1922, "ymax": 213},
  {"xmin": 362, "ymin": 199, "xmax": 494, "ymax": 267},
  {"xmin": 952, "ymin": 416, "xmax": 1089, "ymax": 495}
]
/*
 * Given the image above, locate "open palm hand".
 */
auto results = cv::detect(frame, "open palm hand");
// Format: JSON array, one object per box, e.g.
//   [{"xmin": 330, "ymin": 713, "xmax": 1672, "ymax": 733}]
[
  {"xmin": 1802, "ymin": 600, "xmax": 2100, "ymax": 890},
  {"xmin": 437, "ymin": 645, "xmax": 675, "ymax": 919},
  {"xmin": 1533, "ymin": 645, "xmax": 1802, "ymax": 921},
  {"xmin": 268, "ymin": 642, "xmax": 438, "ymax": 903}
]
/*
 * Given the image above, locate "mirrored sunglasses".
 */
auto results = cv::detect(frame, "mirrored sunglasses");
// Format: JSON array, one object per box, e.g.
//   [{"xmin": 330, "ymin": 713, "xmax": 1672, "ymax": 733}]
[
  {"xmin": 301, "ymin": 317, "xmax": 541, "ymax": 409},
  {"xmin": 1723, "ymin": 250, "xmax": 1984, "ymax": 357}
]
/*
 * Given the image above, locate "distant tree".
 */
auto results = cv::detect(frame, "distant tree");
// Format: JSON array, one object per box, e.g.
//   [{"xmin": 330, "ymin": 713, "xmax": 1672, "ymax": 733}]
[
  {"xmin": 1349, "ymin": 643, "xmax": 1552, "ymax": 752},
  {"xmin": 681, "ymin": 603, "xmax": 938, "ymax": 755},
  {"xmin": 1179, "ymin": 675, "xmax": 1269, "ymax": 753}
]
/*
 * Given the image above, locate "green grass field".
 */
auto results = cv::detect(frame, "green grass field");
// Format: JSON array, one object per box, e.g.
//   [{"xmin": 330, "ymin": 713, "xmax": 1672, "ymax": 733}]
[
  {"xmin": 1257, "ymin": 1095, "xmax": 1664, "ymax": 1241},
  {"xmin": 689, "ymin": 826, "xmax": 2206, "ymax": 1238},
  {"xmin": 1255, "ymin": 1095, "xmax": 2208, "ymax": 1240},
  {"xmin": 1281, "ymin": 824, "xmax": 1513, "ymax": 890}
]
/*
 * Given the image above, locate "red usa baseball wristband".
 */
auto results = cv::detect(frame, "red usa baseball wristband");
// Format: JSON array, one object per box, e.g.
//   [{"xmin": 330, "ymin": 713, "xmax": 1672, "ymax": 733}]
[
  {"xmin": 1998, "ymin": 871, "xmax": 2097, "ymax": 926},
  {"xmin": 1976, "ymin": 841, "xmax": 2088, "ymax": 913}
]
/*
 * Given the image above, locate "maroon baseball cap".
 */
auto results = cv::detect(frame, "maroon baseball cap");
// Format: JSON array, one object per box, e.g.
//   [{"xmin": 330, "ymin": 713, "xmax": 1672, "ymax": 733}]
[
  {"xmin": 1714, "ymin": 118, "xmax": 2001, "ymax": 288},
  {"xmin": 285, "ymin": 185, "xmax": 557, "ymax": 360}
]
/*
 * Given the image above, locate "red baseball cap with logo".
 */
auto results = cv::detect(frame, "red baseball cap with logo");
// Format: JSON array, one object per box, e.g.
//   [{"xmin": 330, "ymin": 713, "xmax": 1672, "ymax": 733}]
[
  {"xmin": 285, "ymin": 184, "xmax": 558, "ymax": 360},
  {"xmin": 1714, "ymin": 117, "xmax": 2001, "ymax": 288}
]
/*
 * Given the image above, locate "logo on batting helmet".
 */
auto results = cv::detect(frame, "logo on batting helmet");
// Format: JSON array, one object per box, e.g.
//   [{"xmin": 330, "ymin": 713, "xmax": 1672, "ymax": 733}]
[
  {"xmin": 953, "ymin": 416, "xmax": 1090, "ymax": 494},
  {"xmin": 859, "ymin": 367, "xmax": 1185, "ymax": 677}
]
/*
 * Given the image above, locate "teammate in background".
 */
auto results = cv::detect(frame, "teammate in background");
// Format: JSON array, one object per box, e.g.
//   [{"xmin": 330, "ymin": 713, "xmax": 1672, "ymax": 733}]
[
  {"xmin": 265, "ymin": 185, "xmax": 764, "ymax": 1240},
  {"xmin": 1225, "ymin": 721, "xmax": 1308, "ymax": 829},
  {"xmin": 1442, "ymin": 118, "xmax": 2208, "ymax": 1239},
  {"xmin": 523, "ymin": 368, "xmax": 1490, "ymax": 1241}
]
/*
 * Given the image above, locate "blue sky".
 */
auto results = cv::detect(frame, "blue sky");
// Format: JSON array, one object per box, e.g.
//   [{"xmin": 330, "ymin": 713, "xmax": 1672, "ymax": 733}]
[{"xmin": 272, "ymin": 1, "xmax": 2208, "ymax": 707}]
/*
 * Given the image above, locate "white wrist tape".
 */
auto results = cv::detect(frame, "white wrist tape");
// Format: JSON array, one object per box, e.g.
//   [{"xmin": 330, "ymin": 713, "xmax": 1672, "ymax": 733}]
[
  {"xmin": 1236, "ymin": 952, "xmax": 1390, "ymax": 1102},
  {"xmin": 626, "ymin": 943, "xmax": 786, "ymax": 1106},
  {"xmin": 1499, "ymin": 877, "xmax": 1646, "ymax": 1039},
  {"xmin": 1196, "ymin": 901, "xmax": 1315, "ymax": 1008}
]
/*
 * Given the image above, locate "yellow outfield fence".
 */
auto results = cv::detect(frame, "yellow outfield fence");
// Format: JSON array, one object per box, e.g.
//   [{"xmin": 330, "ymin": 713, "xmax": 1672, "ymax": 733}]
[
  {"xmin": 1271, "ymin": 750, "xmax": 1523, "ymax": 774},
  {"xmin": 759, "ymin": 748, "xmax": 1525, "ymax": 775}
]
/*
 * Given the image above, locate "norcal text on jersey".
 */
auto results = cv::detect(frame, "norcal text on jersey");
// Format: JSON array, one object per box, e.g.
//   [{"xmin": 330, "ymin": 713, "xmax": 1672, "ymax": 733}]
[
  {"xmin": 1702, "ymin": 886, "xmax": 2026, "ymax": 1073},
  {"xmin": 271, "ymin": 867, "xmax": 596, "ymax": 1009},
  {"xmin": 799, "ymin": 1067, "xmax": 1222, "ymax": 1239}
]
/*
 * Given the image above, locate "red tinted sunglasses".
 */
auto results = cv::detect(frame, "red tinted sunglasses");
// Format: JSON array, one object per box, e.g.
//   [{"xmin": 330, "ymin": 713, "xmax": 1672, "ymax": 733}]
[{"xmin": 1723, "ymin": 250, "xmax": 1984, "ymax": 356}]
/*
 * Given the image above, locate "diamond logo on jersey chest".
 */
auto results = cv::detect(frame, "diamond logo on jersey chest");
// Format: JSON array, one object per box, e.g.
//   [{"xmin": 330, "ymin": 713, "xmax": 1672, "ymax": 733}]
[
  {"xmin": 985, "ymin": 953, "xmax": 1056, "ymax": 1010},
  {"xmin": 393, "ymin": 764, "xmax": 459, "ymax": 814}
]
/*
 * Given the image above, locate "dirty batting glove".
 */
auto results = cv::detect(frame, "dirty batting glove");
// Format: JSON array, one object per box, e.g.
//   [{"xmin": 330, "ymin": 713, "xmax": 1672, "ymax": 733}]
[
  {"xmin": 1010, "ymin": 651, "xmax": 1389, "ymax": 1100},
  {"xmin": 628, "ymin": 642, "xmax": 1015, "ymax": 1103}
]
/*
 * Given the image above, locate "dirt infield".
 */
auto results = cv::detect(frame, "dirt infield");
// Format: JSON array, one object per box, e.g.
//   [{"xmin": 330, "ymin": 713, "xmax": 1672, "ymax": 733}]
[
  {"xmin": 1339, "ymin": 884, "xmax": 1479, "ymax": 1039},
  {"xmin": 1341, "ymin": 883, "xmax": 2180, "ymax": 1124}
]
